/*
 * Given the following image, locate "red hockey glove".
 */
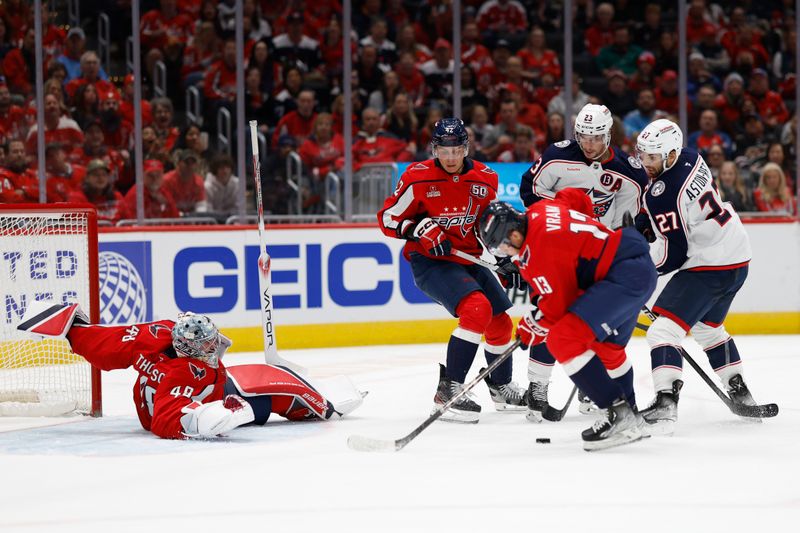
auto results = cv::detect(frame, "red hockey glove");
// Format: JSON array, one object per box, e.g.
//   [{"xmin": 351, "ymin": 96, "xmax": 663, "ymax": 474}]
[
  {"xmin": 516, "ymin": 310, "xmax": 549, "ymax": 349},
  {"xmin": 411, "ymin": 217, "xmax": 451, "ymax": 256}
]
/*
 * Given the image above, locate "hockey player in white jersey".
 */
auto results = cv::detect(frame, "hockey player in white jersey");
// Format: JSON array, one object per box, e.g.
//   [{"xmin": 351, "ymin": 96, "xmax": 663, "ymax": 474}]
[
  {"xmin": 519, "ymin": 103, "xmax": 650, "ymax": 422},
  {"xmin": 634, "ymin": 118, "xmax": 760, "ymax": 436}
]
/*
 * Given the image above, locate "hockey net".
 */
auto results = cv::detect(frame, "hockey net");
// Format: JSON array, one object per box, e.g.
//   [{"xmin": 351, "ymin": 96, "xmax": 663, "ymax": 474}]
[{"xmin": 0, "ymin": 204, "xmax": 101, "ymax": 417}]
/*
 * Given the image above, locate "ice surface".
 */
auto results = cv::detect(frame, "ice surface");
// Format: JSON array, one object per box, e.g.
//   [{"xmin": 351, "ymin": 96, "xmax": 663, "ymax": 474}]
[{"xmin": 0, "ymin": 336, "xmax": 798, "ymax": 532}]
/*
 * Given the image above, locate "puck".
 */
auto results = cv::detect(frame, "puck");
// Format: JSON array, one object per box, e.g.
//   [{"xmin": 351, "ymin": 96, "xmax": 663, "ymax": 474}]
[{"xmin": 535, "ymin": 438, "xmax": 551, "ymax": 444}]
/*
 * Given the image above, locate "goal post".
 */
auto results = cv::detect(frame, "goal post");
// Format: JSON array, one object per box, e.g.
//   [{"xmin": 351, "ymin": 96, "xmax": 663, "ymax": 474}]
[{"xmin": 0, "ymin": 204, "xmax": 102, "ymax": 417}]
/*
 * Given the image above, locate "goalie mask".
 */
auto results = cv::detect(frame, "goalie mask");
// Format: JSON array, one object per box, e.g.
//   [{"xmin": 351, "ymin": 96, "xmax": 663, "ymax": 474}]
[
  {"xmin": 479, "ymin": 201, "xmax": 527, "ymax": 256},
  {"xmin": 172, "ymin": 313, "xmax": 221, "ymax": 368}
]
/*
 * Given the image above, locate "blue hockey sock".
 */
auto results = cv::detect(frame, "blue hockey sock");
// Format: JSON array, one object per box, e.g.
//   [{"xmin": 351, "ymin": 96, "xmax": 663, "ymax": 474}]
[
  {"xmin": 530, "ymin": 343, "xmax": 556, "ymax": 365},
  {"xmin": 445, "ymin": 333, "xmax": 480, "ymax": 383},
  {"xmin": 564, "ymin": 354, "xmax": 624, "ymax": 409},
  {"xmin": 484, "ymin": 349, "xmax": 512, "ymax": 385},
  {"xmin": 706, "ymin": 339, "xmax": 742, "ymax": 372},
  {"xmin": 650, "ymin": 345, "xmax": 683, "ymax": 372},
  {"xmin": 612, "ymin": 367, "xmax": 636, "ymax": 408}
]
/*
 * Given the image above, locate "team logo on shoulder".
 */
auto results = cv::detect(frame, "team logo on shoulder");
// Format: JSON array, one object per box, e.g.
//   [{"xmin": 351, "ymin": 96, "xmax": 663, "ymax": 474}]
[
  {"xmin": 189, "ymin": 362, "xmax": 206, "ymax": 380},
  {"xmin": 470, "ymin": 184, "xmax": 488, "ymax": 198},
  {"xmin": 149, "ymin": 323, "xmax": 171, "ymax": 338},
  {"xmin": 650, "ymin": 181, "xmax": 666, "ymax": 197},
  {"xmin": 554, "ymin": 140, "xmax": 571, "ymax": 148},
  {"xmin": 411, "ymin": 163, "xmax": 428, "ymax": 170},
  {"xmin": 426, "ymin": 185, "xmax": 441, "ymax": 198},
  {"xmin": 480, "ymin": 166, "xmax": 496, "ymax": 175},
  {"xmin": 628, "ymin": 156, "xmax": 642, "ymax": 169}
]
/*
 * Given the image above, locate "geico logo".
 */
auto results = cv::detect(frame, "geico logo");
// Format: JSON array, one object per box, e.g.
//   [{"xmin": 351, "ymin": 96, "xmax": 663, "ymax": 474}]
[
  {"xmin": 172, "ymin": 242, "xmax": 433, "ymax": 313},
  {"xmin": 431, "ymin": 214, "xmax": 477, "ymax": 230}
]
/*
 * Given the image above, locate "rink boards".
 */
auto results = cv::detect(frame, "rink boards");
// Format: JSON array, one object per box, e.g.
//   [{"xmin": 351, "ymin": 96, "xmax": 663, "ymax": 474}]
[{"xmin": 85, "ymin": 219, "xmax": 800, "ymax": 350}]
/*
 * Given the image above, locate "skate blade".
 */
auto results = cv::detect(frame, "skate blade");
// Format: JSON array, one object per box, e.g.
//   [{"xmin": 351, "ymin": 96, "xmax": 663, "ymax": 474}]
[
  {"xmin": 583, "ymin": 429, "xmax": 644, "ymax": 452},
  {"xmin": 641, "ymin": 419, "xmax": 675, "ymax": 437},
  {"xmin": 432, "ymin": 407, "xmax": 480, "ymax": 424},
  {"xmin": 493, "ymin": 403, "xmax": 527, "ymax": 412},
  {"xmin": 526, "ymin": 410, "xmax": 544, "ymax": 423}
]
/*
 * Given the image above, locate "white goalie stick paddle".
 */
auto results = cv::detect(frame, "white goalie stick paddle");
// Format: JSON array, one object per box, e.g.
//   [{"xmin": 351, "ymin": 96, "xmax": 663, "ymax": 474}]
[
  {"xmin": 347, "ymin": 340, "xmax": 522, "ymax": 452},
  {"xmin": 250, "ymin": 121, "xmax": 306, "ymax": 374}
]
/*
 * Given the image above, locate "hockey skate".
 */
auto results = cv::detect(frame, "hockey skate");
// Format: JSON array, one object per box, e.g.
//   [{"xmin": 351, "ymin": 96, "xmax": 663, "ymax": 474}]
[
  {"xmin": 727, "ymin": 374, "xmax": 756, "ymax": 407},
  {"xmin": 582, "ymin": 399, "xmax": 643, "ymax": 451},
  {"xmin": 640, "ymin": 380, "xmax": 682, "ymax": 437},
  {"xmin": 433, "ymin": 364, "xmax": 481, "ymax": 423},
  {"xmin": 577, "ymin": 389, "xmax": 600, "ymax": 415},
  {"xmin": 524, "ymin": 379, "xmax": 549, "ymax": 422},
  {"xmin": 481, "ymin": 368, "xmax": 526, "ymax": 412}
]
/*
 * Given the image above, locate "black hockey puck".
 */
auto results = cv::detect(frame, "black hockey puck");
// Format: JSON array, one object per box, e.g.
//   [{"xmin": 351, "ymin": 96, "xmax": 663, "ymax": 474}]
[{"xmin": 535, "ymin": 438, "xmax": 551, "ymax": 444}]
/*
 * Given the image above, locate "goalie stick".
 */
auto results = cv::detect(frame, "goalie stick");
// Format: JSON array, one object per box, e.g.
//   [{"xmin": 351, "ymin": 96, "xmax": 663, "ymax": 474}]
[
  {"xmin": 347, "ymin": 340, "xmax": 522, "ymax": 452},
  {"xmin": 250, "ymin": 121, "xmax": 306, "ymax": 374},
  {"xmin": 636, "ymin": 307, "xmax": 778, "ymax": 418}
]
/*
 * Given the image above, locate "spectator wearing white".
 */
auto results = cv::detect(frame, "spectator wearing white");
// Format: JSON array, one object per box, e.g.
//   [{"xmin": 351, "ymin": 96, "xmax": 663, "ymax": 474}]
[{"xmin": 205, "ymin": 153, "xmax": 239, "ymax": 217}]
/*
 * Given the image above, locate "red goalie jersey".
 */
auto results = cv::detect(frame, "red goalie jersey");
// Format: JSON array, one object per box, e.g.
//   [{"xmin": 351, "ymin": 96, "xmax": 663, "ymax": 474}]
[
  {"xmin": 67, "ymin": 321, "xmax": 226, "ymax": 439},
  {"xmin": 517, "ymin": 189, "xmax": 622, "ymax": 328},
  {"xmin": 377, "ymin": 158, "xmax": 498, "ymax": 263}
]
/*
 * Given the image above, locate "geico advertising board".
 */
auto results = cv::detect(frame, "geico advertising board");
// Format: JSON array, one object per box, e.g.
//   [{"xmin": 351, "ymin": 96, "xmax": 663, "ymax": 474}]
[
  {"xmin": 95, "ymin": 221, "xmax": 799, "ymax": 331},
  {"xmin": 98, "ymin": 226, "xmax": 454, "ymax": 328}
]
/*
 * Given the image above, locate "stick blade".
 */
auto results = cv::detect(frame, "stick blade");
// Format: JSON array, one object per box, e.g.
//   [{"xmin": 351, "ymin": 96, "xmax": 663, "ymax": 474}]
[
  {"xmin": 732, "ymin": 402, "xmax": 779, "ymax": 418},
  {"xmin": 347, "ymin": 434, "xmax": 398, "ymax": 453}
]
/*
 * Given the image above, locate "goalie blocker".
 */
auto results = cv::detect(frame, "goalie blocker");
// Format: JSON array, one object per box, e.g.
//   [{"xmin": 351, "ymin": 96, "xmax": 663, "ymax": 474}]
[{"xmin": 17, "ymin": 302, "xmax": 365, "ymax": 438}]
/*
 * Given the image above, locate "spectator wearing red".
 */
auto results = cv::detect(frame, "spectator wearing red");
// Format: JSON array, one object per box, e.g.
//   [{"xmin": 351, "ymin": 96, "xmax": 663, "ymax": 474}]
[
  {"xmin": 2, "ymin": 0, "xmax": 31, "ymax": 43},
  {"xmin": 272, "ymin": 11, "xmax": 322, "ymax": 74},
  {"xmin": 726, "ymin": 25, "xmax": 770, "ymax": 69},
  {"xmin": 64, "ymin": 51, "xmax": 119, "ymax": 102},
  {"xmin": 67, "ymin": 159, "xmax": 124, "ymax": 223},
  {"xmin": 140, "ymin": 0, "xmax": 194, "ymax": 52},
  {"xmin": 497, "ymin": 128, "xmax": 538, "ymax": 163},
  {"xmin": 753, "ymin": 162, "xmax": 796, "ymax": 215},
  {"xmin": 151, "ymin": 97, "xmax": 180, "ymax": 153},
  {"xmin": 26, "ymin": 94, "xmax": 84, "ymax": 153},
  {"xmin": 321, "ymin": 18, "xmax": 356, "ymax": 80},
  {"xmin": 2, "ymin": 28, "xmax": 35, "ymax": 96},
  {"xmin": 503, "ymin": 86, "xmax": 546, "ymax": 143},
  {"xmin": 654, "ymin": 70, "xmax": 680, "ymax": 115},
  {"xmin": 499, "ymin": 57, "xmax": 536, "ymax": 103},
  {"xmin": 119, "ymin": 74, "xmax": 153, "ymax": 127},
  {"xmin": 118, "ymin": 159, "xmax": 180, "ymax": 220},
  {"xmin": 518, "ymin": 27, "xmax": 561, "ymax": 81},
  {"xmin": 583, "ymin": 2, "xmax": 615, "ymax": 57},
  {"xmin": 628, "ymin": 51, "xmax": 657, "ymax": 92},
  {"xmin": 71, "ymin": 120, "xmax": 129, "ymax": 192},
  {"xmin": 481, "ymin": 98, "xmax": 534, "ymax": 160},
  {"xmin": 182, "ymin": 21, "xmax": 219, "ymax": 88},
  {"xmin": 395, "ymin": 23, "xmax": 432, "ymax": 65},
  {"xmin": 0, "ymin": 138, "xmax": 36, "ymax": 202},
  {"xmin": 163, "ymin": 150, "xmax": 207, "ymax": 215},
  {"xmin": 714, "ymin": 72, "xmax": 746, "ymax": 133},
  {"xmin": 98, "ymin": 91, "xmax": 133, "ymax": 151},
  {"xmin": 532, "ymin": 71, "xmax": 561, "ymax": 112},
  {"xmin": 685, "ymin": 0, "xmax": 717, "ymax": 45},
  {"xmin": 352, "ymin": 107, "xmax": 413, "ymax": 171},
  {"xmin": 42, "ymin": 142, "xmax": 85, "ymax": 202},
  {"xmin": 331, "ymin": 93, "xmax": 361, "ymax": 136},
  {"xmin": 687, "ymin": 109, "xmax": 734, "ymax": 157},
  {"xmin": 272, "ymin": 89, "xmax": 317, "ymax": 148},
  {"xmin": 0, "ymin": 79, "xmax": 27, "ymax": 140},
  {"xmin": 395, "ymin": 52, "xmax": 425, "ymax": 107},
  {"xmin": 40, "ymin": 3, "xmax": 66, "ymax": 59},
  {"xmin": 748, "ymin": 68, "xmax": 789, "ymax": 129},
  {"xmin": 476, "ymin": 0, "xmax": 528, "ymax": 50},
  {"xmin": 299, "ymin": 112, "xmax": 344, "ymax": 178},
  {"xmin": 203, "ymin": 38, "xmax": 238, "ymax": 109}
]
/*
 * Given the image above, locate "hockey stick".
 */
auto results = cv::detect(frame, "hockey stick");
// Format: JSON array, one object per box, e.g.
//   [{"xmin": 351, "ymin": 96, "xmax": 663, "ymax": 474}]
[
  {"xmin": 451, "ymin": 249, "xmax": 498, "ymax": 271},
  {"xmin": 250, "ymin": 121, "xmax": 306, "ymax": 374},
  {"xmin": 347, "ymin": 340, "xmax": 522, "ymax": 452},
  {"xmin": 638, "ymin": 306, "xmax": 777, "ymax": 418},
  {"xmin": 541, "ymin": 385, "xmax": 579, "ymax": 422}
]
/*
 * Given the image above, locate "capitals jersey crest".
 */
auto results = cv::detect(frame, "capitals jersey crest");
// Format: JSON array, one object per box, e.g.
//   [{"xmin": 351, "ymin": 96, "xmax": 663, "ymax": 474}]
[{"xmin": 189, "ymin": 362, "xmax": 207, "ymax": 380}]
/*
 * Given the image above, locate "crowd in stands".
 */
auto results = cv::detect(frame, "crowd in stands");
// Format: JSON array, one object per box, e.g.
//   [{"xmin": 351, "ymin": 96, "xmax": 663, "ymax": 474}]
[{"xmin": 0, "ymin": 0, "xmax": 797, "ymax": 221}]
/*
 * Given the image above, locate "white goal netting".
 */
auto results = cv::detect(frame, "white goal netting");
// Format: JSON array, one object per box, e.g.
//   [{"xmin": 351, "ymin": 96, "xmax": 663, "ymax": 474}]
[{"xmin": 0, "ymin": 207, "xmax": 98, "ymax": 416}]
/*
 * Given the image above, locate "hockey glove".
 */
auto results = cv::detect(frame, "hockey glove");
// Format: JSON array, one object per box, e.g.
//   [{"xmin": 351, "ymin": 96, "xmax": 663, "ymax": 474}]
[
  {"xmin": 621, "ymin": 212, "xmax": 634, "ymax": 228},
  {"xmin": 634, "ymin": 212, "xmax": 656, "ymax": 243},
  {"xmin": 495, "ymin": 256, "xmax": 527, "ymax": 290},
  {"xmin": 516, "ymin": 310, "xmax": 549, "ymax": 349},
  {"xmin": 180, "ymin": 394, "xmax": 255, "ymax": 438},
  {"xmin": 411, "ymin": 217, "xmax": 452, "ymax": 256}
]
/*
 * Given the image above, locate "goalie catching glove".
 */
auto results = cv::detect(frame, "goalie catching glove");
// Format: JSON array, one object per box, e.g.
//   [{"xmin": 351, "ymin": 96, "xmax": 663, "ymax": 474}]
[
  {"xmin": 516, "ymin": 305, "xmax": 549, "ymax": 349},
  {"xmin": 401, "ymin": 217, "xmax": 452, "ymax": 256},
  {"xmin": 180, "ymin": 394, "xmax": 255, "ymax": 438}
]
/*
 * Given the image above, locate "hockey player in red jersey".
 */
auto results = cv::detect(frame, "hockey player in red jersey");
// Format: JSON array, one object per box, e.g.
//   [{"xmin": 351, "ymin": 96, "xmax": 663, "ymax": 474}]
[
  {"xmin": 377, "ymin": 118, "xmax": 526, "ymax": 423},
  {"xmin": 18, "ymin": 304, "xmax": 364, "ymax": 439},
  {"xmin": 478, "ymin": 190, "xmax": 658, "ymax": 450}
]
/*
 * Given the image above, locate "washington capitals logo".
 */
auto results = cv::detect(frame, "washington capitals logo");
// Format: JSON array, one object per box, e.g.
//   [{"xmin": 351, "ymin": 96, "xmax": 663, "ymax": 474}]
[
  {"xmin": 189, "ymin": 362, "xmax": 206, "ymax": 380},
  {"xmin": 581, "ymin": 187, "xmax": 615, "ymax": 218},
  {"xmin": 149, "ymin": 323, "xmax": 171, "ymax": 338},
  {"xmin": 432, "ymin": 197, "xmax": 480, "ymax": 237}
]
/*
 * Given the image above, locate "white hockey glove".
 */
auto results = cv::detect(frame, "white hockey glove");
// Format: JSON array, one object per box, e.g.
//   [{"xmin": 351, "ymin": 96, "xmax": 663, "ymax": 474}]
[
  {"xmin": 516, "ymin": 308, "xmax": 549, "ymax": 350},
  {"xmin": 180, "ymin": 394, "xmax": 255, "ymax": 438}
]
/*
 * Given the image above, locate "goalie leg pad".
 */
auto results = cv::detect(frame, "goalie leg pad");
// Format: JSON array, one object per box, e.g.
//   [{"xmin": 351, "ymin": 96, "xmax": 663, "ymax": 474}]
[{"xmin": 226, "ymin": 364, "xmax": 332, "ymax": 420}]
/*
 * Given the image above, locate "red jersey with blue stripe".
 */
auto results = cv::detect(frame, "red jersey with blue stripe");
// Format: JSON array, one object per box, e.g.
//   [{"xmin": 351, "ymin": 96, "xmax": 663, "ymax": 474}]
[{"xmin": 377, "ymin": 158, "xmax": 498, "ymax": 264}]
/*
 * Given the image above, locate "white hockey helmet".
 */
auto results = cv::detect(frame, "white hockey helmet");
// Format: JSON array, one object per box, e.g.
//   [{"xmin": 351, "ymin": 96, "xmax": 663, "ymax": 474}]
[
  {"xmin": 574, "ymin": 104, "xmax": 613, "ymax": 150},
  {"xmin": 172, "ymin": 312, "xmax": 221, "ymax": 368},
  {"xmin": 636, "ymin": 119, "xmax": 683, "ymax": 172}
]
